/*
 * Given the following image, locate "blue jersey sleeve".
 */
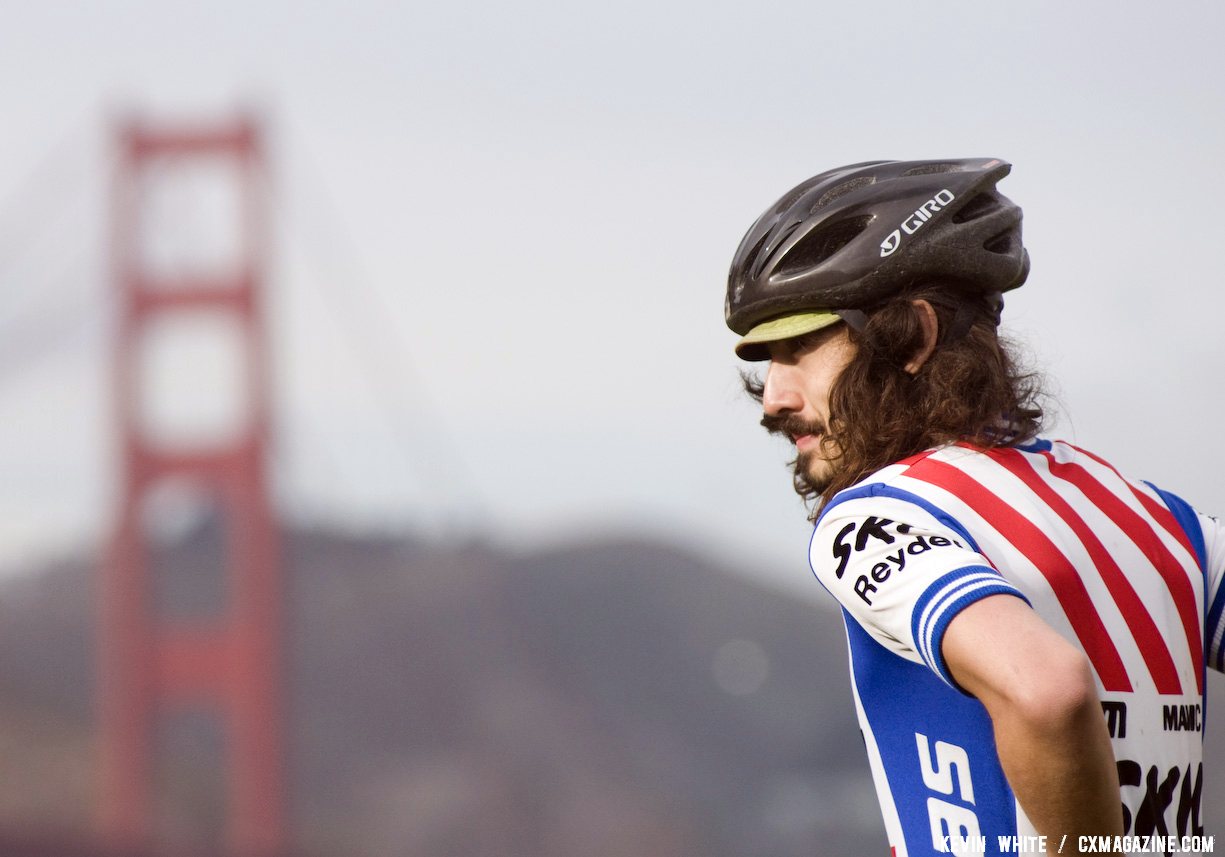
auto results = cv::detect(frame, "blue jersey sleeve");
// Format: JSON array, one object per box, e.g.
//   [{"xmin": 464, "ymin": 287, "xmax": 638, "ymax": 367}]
[
  {"xmin": 1146, "ymin": 484, "xmax": 1225, "ymax": 674},
  {"xmin": 1200, "ymin": 513, "xmax": 1225, "ymax": 674}
]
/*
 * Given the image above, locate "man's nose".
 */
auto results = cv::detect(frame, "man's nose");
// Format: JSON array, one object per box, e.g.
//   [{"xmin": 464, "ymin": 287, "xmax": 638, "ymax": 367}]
[{"xmin": 762, "ymin": 362, "xmax": 804, "ymax": 417}]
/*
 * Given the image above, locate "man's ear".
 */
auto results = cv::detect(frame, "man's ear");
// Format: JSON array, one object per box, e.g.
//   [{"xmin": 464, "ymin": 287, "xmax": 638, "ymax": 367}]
[{"xmin": 904, "ymin": 299, "xmax": 939, "ymax": 374}]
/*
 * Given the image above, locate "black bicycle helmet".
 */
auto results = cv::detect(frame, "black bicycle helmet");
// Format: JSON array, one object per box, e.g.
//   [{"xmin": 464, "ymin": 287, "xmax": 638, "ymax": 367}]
[{"xmin": 726, "ymin": 157, "xmax": 1029, "ymax": 360}]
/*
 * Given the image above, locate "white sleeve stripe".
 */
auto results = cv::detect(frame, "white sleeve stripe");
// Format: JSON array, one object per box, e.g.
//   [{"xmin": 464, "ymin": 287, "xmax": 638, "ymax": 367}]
[
  {"xmin": 915, "ymin": 570, "xmax": 1006, "ymax": 667},
  {"xmin": 912, "ymin": 568, "xmax": 1030, "ymax": 688}
]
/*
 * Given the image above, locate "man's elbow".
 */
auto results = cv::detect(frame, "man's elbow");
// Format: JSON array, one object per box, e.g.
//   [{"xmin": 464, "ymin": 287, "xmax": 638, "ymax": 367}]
[{"xmin": 1003, "ymin": 646, "xmax": 1102, "ymax": 735}]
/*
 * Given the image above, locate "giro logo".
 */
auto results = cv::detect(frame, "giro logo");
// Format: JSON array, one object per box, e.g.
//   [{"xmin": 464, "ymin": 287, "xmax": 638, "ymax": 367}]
[
  {"xmin": 879, "ymin": 231, "xmax": 902, "ymax": 257},
  {"xmin": 879, "ymin": 189, "xmax": 956, "ymax": 257}
]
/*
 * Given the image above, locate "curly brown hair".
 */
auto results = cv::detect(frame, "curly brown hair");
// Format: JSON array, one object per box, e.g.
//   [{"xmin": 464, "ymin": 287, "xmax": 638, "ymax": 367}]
[{"xmin": 744, "ymin": 285, "xmax": 1045, "ymax": 518}]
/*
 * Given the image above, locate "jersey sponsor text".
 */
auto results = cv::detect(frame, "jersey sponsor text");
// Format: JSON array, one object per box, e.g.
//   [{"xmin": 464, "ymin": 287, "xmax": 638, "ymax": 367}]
[
  {"xmin": 916, "ymin": 732, "xmax": 983, "ymax": 855},
  {"xmin": 830, "ymin": 516, "xmax": 967, "ymax": 605},
  {"xmin": 1162, "ymin": 704, "xmax": 1201, "ymax": 732},
  {"xmin": 1118, "ymin": 760, "xmax": 1203, "ymax": 839}
]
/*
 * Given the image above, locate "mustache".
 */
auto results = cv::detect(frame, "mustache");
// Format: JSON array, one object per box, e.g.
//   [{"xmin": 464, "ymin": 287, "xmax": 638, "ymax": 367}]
[{"xmin": 760, "ymin": 413, "xmax": 826, "ymax": 439}]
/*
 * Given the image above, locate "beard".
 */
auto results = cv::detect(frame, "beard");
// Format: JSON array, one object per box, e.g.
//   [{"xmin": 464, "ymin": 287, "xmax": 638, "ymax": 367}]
[
  {"xmin": 793, "ymin": 448, "xmax": 834, "ymax": 495},
  {"xmin": 760, "ymin": 413, "xmax": 840, "ymax": 497}
]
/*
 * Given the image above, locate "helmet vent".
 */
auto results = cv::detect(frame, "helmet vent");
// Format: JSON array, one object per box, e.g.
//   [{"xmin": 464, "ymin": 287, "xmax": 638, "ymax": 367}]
[
  {"xmin": 952, "ymin": 192, "xmax": 1000, "ymax": 224},
  {"xmin": 814, "ymin": 176, "xmax": 875, "ymax": 210},
  {"xmin": 771, "ymin": 181, "xmax": 817, "ymax": 217},
  {"xmin": 741, "ymin": 229, "xmax": 772, "ymax": 277},
  {"xmin": 775, "ymin": 215, "xmax": 874, "ymax": 277},
  {"xmin": 902, "ymin": 163, "xmax": 961, "ymax": 176},
  {"xmin": 984, "ymin": 229, "xmax": 1016, "ymax": 255}
]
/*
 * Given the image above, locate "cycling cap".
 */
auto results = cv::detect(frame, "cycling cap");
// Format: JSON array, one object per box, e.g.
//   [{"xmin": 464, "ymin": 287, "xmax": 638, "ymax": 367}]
[{"xmin": 726, "ymin": 158, "xmax": 1029, "ymax": 360}]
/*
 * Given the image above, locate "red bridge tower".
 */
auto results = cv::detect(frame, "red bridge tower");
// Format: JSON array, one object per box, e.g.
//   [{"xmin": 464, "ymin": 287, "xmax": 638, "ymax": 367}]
[{"xmin": 98, "ymin": 114, "xmax": 285, "ymax": 856}]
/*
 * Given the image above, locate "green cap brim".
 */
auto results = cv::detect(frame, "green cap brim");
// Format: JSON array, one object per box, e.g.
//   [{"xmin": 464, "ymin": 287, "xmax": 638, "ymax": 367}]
[{"xmin": 734, "ymin": 311, "xmax": 842, "ymax": 361}]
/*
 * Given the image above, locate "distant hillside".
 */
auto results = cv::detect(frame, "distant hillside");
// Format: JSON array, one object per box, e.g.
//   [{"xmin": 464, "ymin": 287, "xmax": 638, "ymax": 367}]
[
  {"xmin": 0, "ymin": 527, "xmax": 1220, "ymax": 855},
  {"xmin": 282, "ymin": 531, "xmax": 887, "ymax": 856}
]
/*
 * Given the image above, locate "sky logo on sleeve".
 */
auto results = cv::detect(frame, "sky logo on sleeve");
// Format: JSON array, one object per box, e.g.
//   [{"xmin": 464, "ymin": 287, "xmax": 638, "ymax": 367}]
[{"xmin": 829, "ymin": 517, "xmax": 967, "ymax": 605}]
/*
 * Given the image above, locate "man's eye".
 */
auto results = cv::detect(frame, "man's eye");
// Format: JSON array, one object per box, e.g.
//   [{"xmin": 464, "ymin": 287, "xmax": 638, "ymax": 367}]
[{"xmin": 793, "ymin": 332, "xmax": 822, "ymax": 353}]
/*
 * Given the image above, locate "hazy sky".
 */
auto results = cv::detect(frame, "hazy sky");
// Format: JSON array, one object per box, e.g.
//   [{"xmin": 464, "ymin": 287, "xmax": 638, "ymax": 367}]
[{"xmin": 1, "ymin": 1, "xmax": 1223, "ymax": 594}]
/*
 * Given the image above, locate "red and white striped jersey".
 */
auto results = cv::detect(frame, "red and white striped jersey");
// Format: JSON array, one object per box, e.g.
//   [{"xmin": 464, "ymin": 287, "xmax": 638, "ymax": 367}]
[{"xmin": 809, "ymin": 438, "xmax": 1225, "ymax": 855}]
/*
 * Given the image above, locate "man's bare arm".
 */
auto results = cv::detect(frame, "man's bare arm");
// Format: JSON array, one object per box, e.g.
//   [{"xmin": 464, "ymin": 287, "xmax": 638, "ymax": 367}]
[{"xmin": 942, "ymin": 594, "xmax": 1124, "ymax": 849}]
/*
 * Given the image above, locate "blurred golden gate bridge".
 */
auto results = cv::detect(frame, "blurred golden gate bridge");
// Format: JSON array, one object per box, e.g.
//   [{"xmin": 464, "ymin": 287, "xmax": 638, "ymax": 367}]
[
  {"xmin": 98, "ymin": 115, "xmax": 285, "ymax": 857},
  {"xmin": 0, "ymin": 110, "xmax": 469, "ymax": 857}
]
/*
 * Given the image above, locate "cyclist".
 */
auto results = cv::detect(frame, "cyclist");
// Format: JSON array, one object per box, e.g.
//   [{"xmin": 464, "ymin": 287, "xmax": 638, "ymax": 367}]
[{"xmin": 726, "ymin": 158, "xmax": 1223, "ymax": 856}]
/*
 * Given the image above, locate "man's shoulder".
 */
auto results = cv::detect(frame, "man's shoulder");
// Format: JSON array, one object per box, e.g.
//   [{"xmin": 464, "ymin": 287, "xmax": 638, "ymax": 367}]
[
  {"xmin": 814, "ymin": 437, "xmax": 1099, "ymax": 546},
  {"xmin": 819, "ymin": 442, "xmax": 1020, "ymax": 515},
  {"xmin": 817, "ymin": 435, "xmax": 1203, "ymax": 569},
  {"xmin": 812, "ymin": 451, "xmax": 988, "ymax": 561},
  {"xmin": 825, "ymin": 437, "xmax": 1095, "ymax": 513}
]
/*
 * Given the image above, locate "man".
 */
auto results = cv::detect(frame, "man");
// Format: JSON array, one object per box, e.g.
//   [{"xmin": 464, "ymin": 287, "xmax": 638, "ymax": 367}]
[{"xmin": 725, "ymin": 158, "xmax": 1223, "ymax": 856}]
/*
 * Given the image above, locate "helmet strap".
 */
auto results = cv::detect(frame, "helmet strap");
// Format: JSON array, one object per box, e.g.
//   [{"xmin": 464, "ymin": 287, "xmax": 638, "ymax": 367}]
[
  {"xmin": 936, "ymin": 292, "xmax": 1004, "ymax": 345},
  {"xmin": 834, "ymin": 308, "xmax": 869, "ymax": 331},
  {"xmin": 836, "ymin": 292, "xmax": 1003, "ymax": 344}
]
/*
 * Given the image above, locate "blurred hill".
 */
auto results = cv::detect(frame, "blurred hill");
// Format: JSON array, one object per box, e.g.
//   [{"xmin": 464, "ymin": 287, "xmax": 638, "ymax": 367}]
[
  {"xmin": 0, "ymin": 526, "xmax": 883, "ymax": 856},
  {"xmin": 0, "ymin": 526, "xmax": 1220, "ymax": 856}
]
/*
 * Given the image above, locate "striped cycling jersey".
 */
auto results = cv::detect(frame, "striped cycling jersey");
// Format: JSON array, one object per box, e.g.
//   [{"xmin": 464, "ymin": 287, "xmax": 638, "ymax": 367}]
[{"xmin": 809, "ymin": 439, "xmax": 1225, "ymax": 856}]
